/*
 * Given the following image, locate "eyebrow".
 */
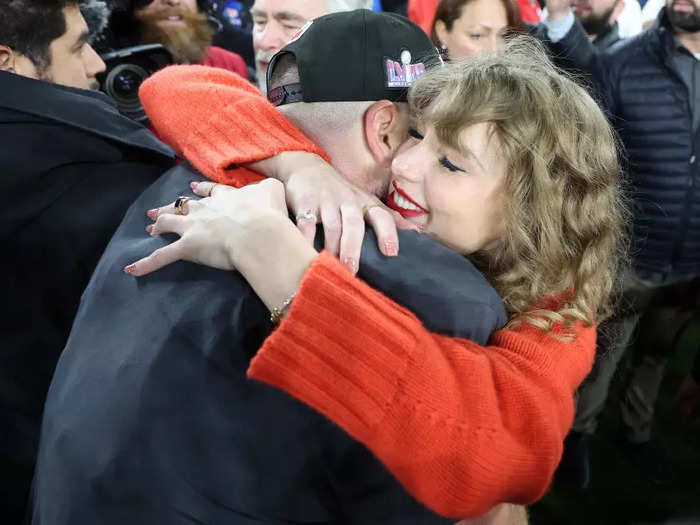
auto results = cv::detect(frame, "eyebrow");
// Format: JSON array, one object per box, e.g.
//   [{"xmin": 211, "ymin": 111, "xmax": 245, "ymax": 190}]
[
  {"xmin": 73, "ymin": 30, "xmax": 89, "ymax": 50},
  {"xmin": 250, "ymin": 9, "xmax": 307, "ymax": 24}
]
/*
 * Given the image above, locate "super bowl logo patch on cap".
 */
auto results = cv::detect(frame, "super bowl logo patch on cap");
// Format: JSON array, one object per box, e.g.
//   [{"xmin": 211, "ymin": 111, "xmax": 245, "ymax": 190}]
[{"xmin": 385, "ymin": 49, "xmax": 426, "ymax": 89}]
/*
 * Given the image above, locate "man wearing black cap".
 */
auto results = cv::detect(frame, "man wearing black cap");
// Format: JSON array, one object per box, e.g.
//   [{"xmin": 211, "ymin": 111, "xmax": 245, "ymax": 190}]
[{"xmin": 31, "ymin": 11, "xmax": 503, "ymax": 524}]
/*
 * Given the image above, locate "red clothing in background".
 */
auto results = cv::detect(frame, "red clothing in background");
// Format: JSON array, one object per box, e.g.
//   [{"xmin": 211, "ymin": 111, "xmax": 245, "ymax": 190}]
[
  {"xmin": 140, "ymin": 66, "xmax": 596, "ymax": 518},
  {"xmin": 201, "ymin": 45, "xmax": 248, "ymax": 78},
  {"xmin": 408, "ymin": 0, "xmax": 437, "ymax": 34},
  {"xmin": 409, "ymin": 0, "xmax": 542, "ymax": 35},
  {"xmin": 518, "ymin": 0, "xmax": 542, "ymax": 23}
]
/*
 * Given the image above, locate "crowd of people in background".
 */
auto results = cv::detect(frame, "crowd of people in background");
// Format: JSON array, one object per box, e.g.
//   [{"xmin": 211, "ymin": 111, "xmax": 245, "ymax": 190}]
[{"xmin": 1, "ymin": 0, "xmax": 698, "ymax": 524}]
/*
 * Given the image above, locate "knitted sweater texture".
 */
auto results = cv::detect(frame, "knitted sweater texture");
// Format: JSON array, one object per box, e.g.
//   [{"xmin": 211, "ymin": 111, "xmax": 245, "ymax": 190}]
[{"xmin": 140, "ymin": 66, "xmax": 597, "ymax": 518}]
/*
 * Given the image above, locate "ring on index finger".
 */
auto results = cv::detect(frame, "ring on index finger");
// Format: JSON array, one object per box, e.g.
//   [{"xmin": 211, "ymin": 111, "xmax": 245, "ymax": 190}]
[
  {"xmin": 296, "ymin": 209, "xmax": 317, "ymax": 223},
  {"xmin": 174, "ymin": 196, "xmax": 192, "ymax": 216}
]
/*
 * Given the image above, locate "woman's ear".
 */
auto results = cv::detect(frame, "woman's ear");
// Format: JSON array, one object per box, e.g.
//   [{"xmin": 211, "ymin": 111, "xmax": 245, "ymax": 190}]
[
  {"xmin": 434, "ymin": 20, "xmax": 449, "ymax": 49},
  {"xmin": 363, "ymin": 100, "xmax": 407, "ymax": 165}
]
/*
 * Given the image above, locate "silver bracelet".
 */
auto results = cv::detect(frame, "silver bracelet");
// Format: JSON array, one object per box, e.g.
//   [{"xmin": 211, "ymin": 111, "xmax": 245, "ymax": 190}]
[{"xmin": 270, "ymin": 292, "xmax": 296, "ymax": 325}]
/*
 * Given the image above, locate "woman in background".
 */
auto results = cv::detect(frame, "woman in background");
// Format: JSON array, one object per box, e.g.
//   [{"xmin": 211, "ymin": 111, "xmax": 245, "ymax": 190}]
[{"xmin": 431, "ymin": 0, "xmax": 526, "ymax": 59}]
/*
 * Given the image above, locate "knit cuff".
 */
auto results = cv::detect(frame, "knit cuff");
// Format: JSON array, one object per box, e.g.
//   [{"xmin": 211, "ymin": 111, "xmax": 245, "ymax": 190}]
[
  {"xmin": 183, "ymin": 99, "xmax": 325, "ymax": 183},
  {"xmin": 247, "ymin": 252, "xmax": 422, "ymax": 440}
]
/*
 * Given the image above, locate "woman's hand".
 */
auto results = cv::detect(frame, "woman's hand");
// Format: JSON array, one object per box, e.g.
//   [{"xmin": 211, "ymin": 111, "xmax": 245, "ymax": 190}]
[{"xmin": 124, "ymin": 179, "xmax": 290, "ymax": 277}]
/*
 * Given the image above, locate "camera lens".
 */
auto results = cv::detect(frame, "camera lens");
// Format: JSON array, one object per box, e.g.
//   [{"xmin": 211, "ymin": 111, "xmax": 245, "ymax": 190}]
[
  {"xmin": 104, "ymin": 64, "xmax": 149, "ymax": 112},
  {"xmin": 113, "ymin": 69, "xmax": 142, "ymax": 98}
]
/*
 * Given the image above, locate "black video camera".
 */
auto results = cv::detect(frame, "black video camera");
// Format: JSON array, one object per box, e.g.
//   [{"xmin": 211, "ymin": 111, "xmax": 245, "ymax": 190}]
[{"xmin": 98, "ymin": 44, "xmax": 173, "ymax": 124}]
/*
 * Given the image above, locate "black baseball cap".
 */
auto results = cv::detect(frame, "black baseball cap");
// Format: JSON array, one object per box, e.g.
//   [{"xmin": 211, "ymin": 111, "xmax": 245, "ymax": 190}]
[{"xmin": 267, "ymin": 9, "xmax": 441, "ymax": 107}]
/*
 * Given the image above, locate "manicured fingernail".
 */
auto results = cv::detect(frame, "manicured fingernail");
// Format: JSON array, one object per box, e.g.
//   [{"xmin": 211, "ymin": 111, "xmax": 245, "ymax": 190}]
[
  {"xmin": 147, "ymin": 209, "xmax": 158, "ymax": 220},
  {"xmin": 124, "ymin": 264, "xmax": 136, "ymax": 275},
  {"xmin": 384, "ymin": 241, "xmax": 398, "ymax": 257},
  {"xmin": 190, "ymin": 181, "xmax": 198, "ymax": 190},
  {"xmin": 146, "ymin": 224, "xmax": 153, "ymax": 234},
  {"xmin": 342, "ymin": 257, "xmax": 358, "ymax": 274}
]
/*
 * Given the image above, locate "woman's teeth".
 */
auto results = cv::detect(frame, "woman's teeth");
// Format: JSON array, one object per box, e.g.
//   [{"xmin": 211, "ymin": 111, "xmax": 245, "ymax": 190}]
[
  {"xmin": 168, "ymin": 15, "xmax": 182, "ymax": 21},
  {"xmin": 393, "ymin": 192, "xmax": 422, "ymax": 212}
]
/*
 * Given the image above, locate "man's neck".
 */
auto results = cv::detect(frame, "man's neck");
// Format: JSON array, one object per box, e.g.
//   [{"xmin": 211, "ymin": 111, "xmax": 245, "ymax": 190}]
[{"xmin": 676, "ymin": 30, "xmax": 700, "ymax": 55}]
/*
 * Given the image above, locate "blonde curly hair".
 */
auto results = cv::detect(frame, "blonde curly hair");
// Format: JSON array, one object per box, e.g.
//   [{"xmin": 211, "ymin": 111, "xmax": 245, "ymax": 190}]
[{"xmin": 408, "ymin": 37, "xmax": 628, "ymax": 335}]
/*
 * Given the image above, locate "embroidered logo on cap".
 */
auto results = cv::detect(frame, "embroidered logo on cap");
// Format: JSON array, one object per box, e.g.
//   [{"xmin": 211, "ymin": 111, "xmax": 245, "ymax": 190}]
[
  {"xmin": 289, "ymin": 20, "xmax": 313, "ymax": 44},
  {"xmin": 385, "ymin": 49, "xmax": 426, "ymax": 89}
]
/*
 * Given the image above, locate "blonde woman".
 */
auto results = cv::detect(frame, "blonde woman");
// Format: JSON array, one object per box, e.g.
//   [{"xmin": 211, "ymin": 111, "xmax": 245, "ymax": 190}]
[{"xmin": 130, "ymin": 39, "xmax": 627, "ymax": 518}]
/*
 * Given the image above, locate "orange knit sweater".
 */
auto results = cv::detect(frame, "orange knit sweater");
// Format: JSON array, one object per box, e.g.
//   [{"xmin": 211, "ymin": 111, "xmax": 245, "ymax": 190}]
[{"xmin": 140, "ymin": 66, "xmax": 597, "ymax": 519}]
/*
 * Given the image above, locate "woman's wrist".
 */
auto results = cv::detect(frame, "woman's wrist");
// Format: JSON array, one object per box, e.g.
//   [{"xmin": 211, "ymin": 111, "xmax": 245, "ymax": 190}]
[{"xmin": 229, "ymin": 214, "xmax": 318, "ymax": 314}]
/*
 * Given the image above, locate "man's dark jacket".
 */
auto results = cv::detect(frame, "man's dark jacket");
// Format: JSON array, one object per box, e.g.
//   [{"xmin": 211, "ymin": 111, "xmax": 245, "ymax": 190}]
[
  {"xmin": 549, "ymin": 9, "xmax": 700, "ymax": 278},
  {"xmin": 32, "ymin": 164, "xmax": 505, "ymax": 524},
  {"xmin": 0, "ymin": 72, "xmax": 175, "ymax": 522}
]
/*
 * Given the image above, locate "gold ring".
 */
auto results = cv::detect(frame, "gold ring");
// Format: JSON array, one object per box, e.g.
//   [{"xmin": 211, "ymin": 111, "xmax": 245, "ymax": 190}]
[
  {"xmin": 174, "ymin": 196, "xmax": 192, "ymax": 215},
  {"xmin": 207, "ymin": 183, "xmax": 220, "ymax": 197}
]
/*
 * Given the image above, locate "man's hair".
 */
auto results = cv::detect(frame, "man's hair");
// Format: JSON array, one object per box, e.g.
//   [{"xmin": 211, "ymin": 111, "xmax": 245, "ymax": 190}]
[
  {"xmin": 410, "ymin": 36, "xmax": 628, "ymax": 335},
  {"xmin": 327, "ymin": 0, "xmax": 373, "ymax": 12},
  {"xmin": 0, "ymin": 0, "xmax": 77, "ymax": 73},
  {"xmin": 269, "ymin": 54, "xmax": 373, "ymax": 137}
]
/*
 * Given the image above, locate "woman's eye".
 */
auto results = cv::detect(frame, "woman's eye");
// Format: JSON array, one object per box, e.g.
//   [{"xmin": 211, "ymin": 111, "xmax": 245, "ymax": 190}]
[
  {"xmin": 439, "ymin": 156, "xmax": 465, "ymax": 173},
  {"xmin": 469, "ymin": 34, "xmax": 484, "ymax": 40},
  {"xmin": 408, "ymin": 128, "xmax": 424, "ymax": 140}
]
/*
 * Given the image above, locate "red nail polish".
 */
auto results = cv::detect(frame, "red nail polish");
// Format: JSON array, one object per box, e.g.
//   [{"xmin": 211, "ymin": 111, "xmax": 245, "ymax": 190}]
[
  {"xmin": 146, "ymin": 224, "xmax": 153, "ymax": 234},
  {"xmin": 147, "ymin": 209, "xmax": 158, "ymax": 220},
  {"xmin": 124, "ymin": 264, "xmax": 136, "ymax": 274}
]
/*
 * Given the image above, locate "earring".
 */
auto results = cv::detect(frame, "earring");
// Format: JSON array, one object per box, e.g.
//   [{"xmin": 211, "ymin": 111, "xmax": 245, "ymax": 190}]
[{"xmin": 440, "ymin": 43, "xmax": 448, "ymax": 55}]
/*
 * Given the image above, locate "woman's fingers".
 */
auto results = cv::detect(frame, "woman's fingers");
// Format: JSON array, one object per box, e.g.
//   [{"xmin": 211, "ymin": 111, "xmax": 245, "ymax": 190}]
[
  {"xmin": 124, "ymin": 241, "xmax": 184, "ymax": 277},
  {"xmin": 338, "ymin": 203, "xmax": 365, "ymax": 274},
  {"xmin": 149, "ymin": 213, "xmax": 187, "ymax": 237},
  {"xmin": 191, "ymin": 180, "xmax": 229, "ymax": 198},
  {"xmin": 365, "ymin": 206, "xmax": 399, "ymax": 257},
  {"xmin": 321, "ymin": 200, "xmax": 342, "ymax": 257},
  {"xmin": 147, "ymin": 197, "xmax": 202, "ymax": 220}
]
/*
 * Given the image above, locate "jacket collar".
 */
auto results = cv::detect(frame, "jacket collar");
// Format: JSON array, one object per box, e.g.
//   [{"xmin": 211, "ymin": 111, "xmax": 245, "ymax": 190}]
[
  {"xmin": 592, "ymin": 21, "xmax": 620, "ymax": 50},
  {"xmin": 0, "ymin": 71, "xmax": 175, "ymax": 160}
]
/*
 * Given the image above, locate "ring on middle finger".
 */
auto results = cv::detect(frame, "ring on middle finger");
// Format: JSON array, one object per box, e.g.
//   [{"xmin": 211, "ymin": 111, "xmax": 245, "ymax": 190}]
[
  {"xmin": 174, "ymin": 196, "xmax": 192, "ymax": 216},
  {"xmin": 296, "ymin": 209, "xmax": 317, "ymax": 223}
]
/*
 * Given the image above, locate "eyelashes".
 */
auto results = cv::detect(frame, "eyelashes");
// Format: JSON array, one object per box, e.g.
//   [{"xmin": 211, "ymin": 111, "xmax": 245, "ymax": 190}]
[
  {"xmin": 408, "ymin": 127, "xmax": 424, "ymax": 140},
  {"xmin": 408, "ymin": 128, "xmax": 466, "ymax": 173},
  {"xmin": 439, "ymin": 157, "xmax": 465, "ymax": 173}
]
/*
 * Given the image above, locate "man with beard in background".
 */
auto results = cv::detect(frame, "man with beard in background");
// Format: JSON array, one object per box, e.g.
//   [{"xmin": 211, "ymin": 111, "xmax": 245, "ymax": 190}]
[
  {"xmin": 103, "ymin": 0, "xmax": 248, "ymax": 77},
  {"xmin": 545, "ymin": 0, "xmax": 700, "ymax": 488},
  {"xmin": 573, "ymin": 0, "xmax": 626, "ymax": 49}
]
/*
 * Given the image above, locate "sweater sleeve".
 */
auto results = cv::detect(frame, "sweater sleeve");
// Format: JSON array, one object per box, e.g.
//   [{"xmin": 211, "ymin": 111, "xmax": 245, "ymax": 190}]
[
  {"xmin": 248, "ymin": 252, "xmax": 596, "ymax": 519},
  {"xmin": 139, "ymin": 65, "xmax": 326, "ymax": 187}
]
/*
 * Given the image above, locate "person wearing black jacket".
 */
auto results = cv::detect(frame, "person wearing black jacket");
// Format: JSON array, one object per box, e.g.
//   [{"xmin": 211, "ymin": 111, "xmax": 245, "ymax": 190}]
[
  {"xmin": 0, "ymin": 1, "xmax": 176, "ymax": 520},
  {"xmin": 544, "ymin": 0, "xmax": 700, "ymax": 487},
  {"xmin": 573, "ymin": 0, "xmax": 625, "ymax": 50},
  {"xmin": 31, "ymin": 12, "xmax": 506, "ymax": 524}
]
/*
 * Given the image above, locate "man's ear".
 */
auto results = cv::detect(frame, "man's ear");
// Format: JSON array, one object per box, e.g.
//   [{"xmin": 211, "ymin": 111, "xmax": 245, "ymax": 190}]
[
  {"xmin": 611, "ymin": 0, "xmax": 626, "ymax": 24},
  {"xmin": 364, "ymin": 100, "xmax": 407, "ymax": 165},
  {"xmin": 0, "ymin": 45, "xmax": 16, "ymax": 72}
]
